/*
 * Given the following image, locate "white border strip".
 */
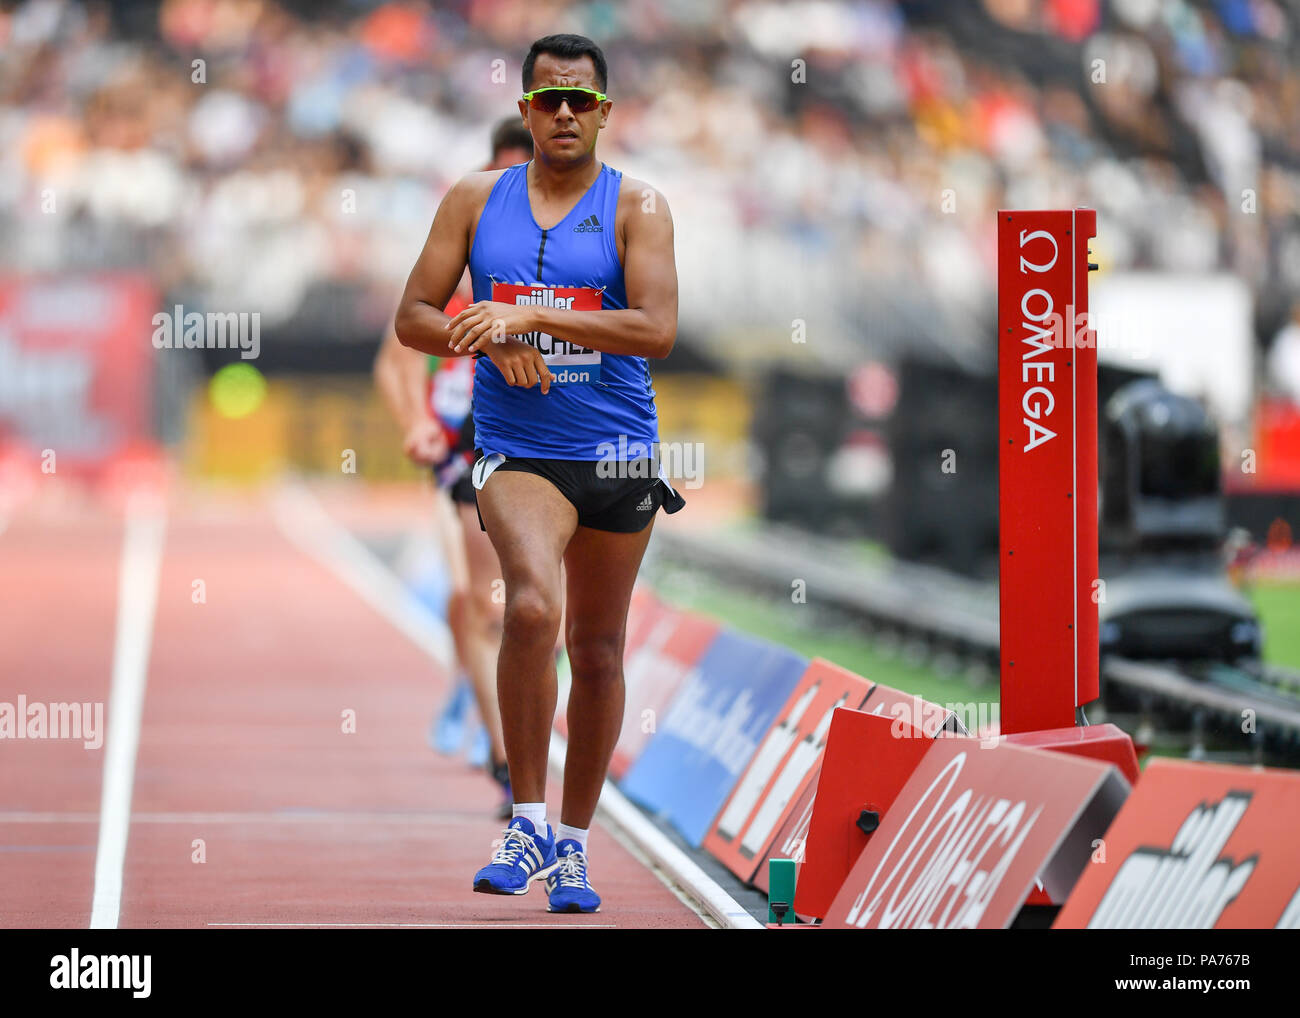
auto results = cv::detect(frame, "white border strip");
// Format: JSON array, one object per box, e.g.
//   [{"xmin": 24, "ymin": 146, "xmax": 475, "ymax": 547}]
[
  {"xmin": 273, "ymin": 481, "xmax": 761, "ymax": 929},
  {"xmin": 547, "ymin": 737, "xmax": 762, "ymax": 929},
  {"xmin": 271, "ymin": 483, "xmax": 453, "ymax": 665},
  {"xmin": 90, "ymin": 493, "xmax": 167, "ymax": 929},
  {"xmin": 208, "ymin": 922, "xmax": 617, "ymax": 928}
]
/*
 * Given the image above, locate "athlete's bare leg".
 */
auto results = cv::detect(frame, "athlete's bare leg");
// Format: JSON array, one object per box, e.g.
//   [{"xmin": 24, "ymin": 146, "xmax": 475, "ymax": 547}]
[
  {"xmin": 558, "ymin": 520, "xmax": 654, "ymax": 829},
  {"xmin": 456, "ymin": 500, "xmax": 506, "ymax": 765},
  {"xmin": 433, "ymin": 490, "xmax": 505, "ymax": 766},
  {"xmin": 475, "ymin": 471, "xmax": 577, "ymax": 804}
]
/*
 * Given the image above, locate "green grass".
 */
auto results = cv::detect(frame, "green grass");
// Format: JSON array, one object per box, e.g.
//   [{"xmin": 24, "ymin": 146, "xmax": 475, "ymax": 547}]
[
  {"xmin": 649, "ymin": 567, "xmax": 993, "ymax": 709},
  {"xmin": 1248, "ymin": 581, "xmax": 1300, "ymax": 670},
  {"xmin": 645, "ymin": 567, "xmax": 1275, "ymax": 765}
]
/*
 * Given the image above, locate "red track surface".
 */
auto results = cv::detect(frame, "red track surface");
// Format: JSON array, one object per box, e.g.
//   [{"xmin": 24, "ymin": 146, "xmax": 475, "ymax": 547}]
[{"xmin": 0, "ymin": 482, "xmax": 705, "ymax": 929}]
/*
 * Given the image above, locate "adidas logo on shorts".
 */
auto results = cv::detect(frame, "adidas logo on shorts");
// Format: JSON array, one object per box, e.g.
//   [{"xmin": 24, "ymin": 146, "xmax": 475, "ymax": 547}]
[{"xmin": 635, "ymin": 493, "xmax": 654, "ymax": 511}]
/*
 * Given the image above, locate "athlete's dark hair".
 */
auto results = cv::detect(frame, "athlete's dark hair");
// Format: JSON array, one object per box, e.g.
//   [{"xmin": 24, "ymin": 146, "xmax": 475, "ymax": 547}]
[
  {"xmin": 490, "ymin": 118, "xmax": 534, "ymax": 160},
  {"xmin": 522, "ymin": 34, "xmax": 608, "ymax": 93}
]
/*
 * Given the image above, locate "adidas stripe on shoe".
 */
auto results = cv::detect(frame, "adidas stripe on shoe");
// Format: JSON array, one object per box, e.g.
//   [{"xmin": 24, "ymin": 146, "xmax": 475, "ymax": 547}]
[
  {"xmin": 546, "ymin": 840, "xmax": 601, "ymax": 913},
  {"xmin": 472, "ymin": 817, "xmax": 557, "ymax": 895}
]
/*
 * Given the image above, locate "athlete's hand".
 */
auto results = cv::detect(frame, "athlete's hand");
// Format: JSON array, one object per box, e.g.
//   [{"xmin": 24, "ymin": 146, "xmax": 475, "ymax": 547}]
[
  {"xmin": 447, "ymin": 300, "xmax": 535, "ymax": 354},
  {"xmin": 483, "ymin": 338, "xmax": 553, "ymax": 394},
  {"xmin": 403, "ymin": 417, "xmax": 449, "ymax": 466}
]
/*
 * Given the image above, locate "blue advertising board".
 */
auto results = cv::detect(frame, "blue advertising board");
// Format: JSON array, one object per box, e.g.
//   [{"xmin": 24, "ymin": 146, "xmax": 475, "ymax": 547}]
[{"xmin": 620, "ymin": 630, "xmax": 807, "ymax": 846}]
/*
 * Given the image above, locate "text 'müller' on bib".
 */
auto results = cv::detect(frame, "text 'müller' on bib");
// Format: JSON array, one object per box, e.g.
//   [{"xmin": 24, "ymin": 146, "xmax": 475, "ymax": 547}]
[{"xmin": 491, "ymin": 281, "xmax": 603, "ymax": 385}]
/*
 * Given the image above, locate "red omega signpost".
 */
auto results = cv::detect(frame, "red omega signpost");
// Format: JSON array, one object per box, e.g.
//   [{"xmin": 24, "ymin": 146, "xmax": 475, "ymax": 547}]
[
  {"xmin": 997, "ymin": 209, "xmax": 1102, "ymax": 734},
  {"xmin": 764, "ymin": 211, "xmax": 1149, "ymax": 926}
]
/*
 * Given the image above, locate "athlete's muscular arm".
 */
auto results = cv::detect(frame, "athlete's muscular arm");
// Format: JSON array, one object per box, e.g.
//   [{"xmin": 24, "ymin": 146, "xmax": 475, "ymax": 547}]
[
  {"xmin": 448, "ymin": 181, "xmax": 677, "ymax": 359},
  {"xmin": 394, "ymin": 176, "xmax": 477, "ymax": 357},
  {"xmin": 373, "ymin": 320, "xmax": 448, "ymax": 466}
]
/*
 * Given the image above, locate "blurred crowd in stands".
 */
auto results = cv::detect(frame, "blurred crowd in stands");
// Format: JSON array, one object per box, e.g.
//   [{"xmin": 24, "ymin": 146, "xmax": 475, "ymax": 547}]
[{"xmin": 2, "ymin": 0, "xmax": 1299, "ymax": 393}]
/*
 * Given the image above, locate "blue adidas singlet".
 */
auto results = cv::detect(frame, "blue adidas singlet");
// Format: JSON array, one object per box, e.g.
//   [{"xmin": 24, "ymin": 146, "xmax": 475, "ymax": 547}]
[{"xmin": 467, "ymin": 161, "xmax": 660, "ymax": 461}]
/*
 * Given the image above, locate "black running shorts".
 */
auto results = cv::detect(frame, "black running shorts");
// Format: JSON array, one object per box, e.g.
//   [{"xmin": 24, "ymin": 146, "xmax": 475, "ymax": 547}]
[
  {"xmin": 471, "ymin": 453, "xmax": 686, "ymax": 533},
  {"xmin": 448, "ymin": 473, "xmax": 477, "ymax": 506}
]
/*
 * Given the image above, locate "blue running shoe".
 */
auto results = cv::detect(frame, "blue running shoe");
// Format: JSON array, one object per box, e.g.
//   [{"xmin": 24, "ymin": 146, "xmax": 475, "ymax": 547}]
[
  {"xmin": 466, "ymin": 722, "xmax": 489, "ymax": 768},
  {"xmin": 473, "ymin": 818, "xmax": 556, "ymax": 895},
  {"xmin": 428, "ymin": 677, "xmax": 472, "ymax": 754},
  {"xmin": 546, "ymin": 840, "xmax": 601, "ymax": 913}
]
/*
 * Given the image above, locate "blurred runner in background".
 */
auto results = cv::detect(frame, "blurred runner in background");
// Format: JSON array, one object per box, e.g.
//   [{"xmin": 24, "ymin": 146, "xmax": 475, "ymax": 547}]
[{"xmin": 374, "ymin": 118, "xmax": 533, "ymax": 819}]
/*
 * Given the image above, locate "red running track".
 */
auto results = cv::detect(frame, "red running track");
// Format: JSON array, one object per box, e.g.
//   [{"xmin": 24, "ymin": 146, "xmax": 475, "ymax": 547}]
[{"xmin": 0, "ymin": 482, "xmax": 706, "ymax": 929}]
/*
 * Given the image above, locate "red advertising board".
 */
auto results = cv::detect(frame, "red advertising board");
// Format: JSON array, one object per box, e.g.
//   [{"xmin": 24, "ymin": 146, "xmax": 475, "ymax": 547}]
[
  {"xmin": 703, "ymin": 659, "xmax": 873, "ymax": 884},
  {"xmin": 1001, "ymin": 722, "xmax": 1139, "ymax": 906},
  {"xmin": 0, "ymin": 274, "xmax": 157, "ymax": 472},
  {"xmin": 860, "ymin": 681, "xmax": 968, "ymax": 737},
  {"xmin": 824, "ymin": 738, "xmax": 1127, "ymax": 928},
  {"xmin": 754, "ymin": 780, "xmax": 818, "ymax": 896},
  {"xmin": 1001, "ymin": 723, "xmax": 1140, "ymax": 787},
  {"xmin": 766, "ymin": 680, "xmax": 974, "ymax": 908},
  {"xmin": 997, "ymin": 210, "xmax": 1099, "ymax": 733},
  {"xmin": 793, "ymin": 708, "xmax": 935, "ymax": 920},
  {"xmin": 1055, "ymin": 758, "xmax": 1300, "ymax": 929},
  {"xmin": 606, "ymin": 607, "xmax": 720, "ymax": 780},
  {"xmin": 1225, "ymin": 397, "xmax": 1300, "ymax": 490}
]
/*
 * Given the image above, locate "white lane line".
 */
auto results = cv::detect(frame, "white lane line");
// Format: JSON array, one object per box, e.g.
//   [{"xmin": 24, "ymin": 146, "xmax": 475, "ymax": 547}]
[
  {"xmin": 207, "ymin": 923, "xmax": 618, "ymax": 928},
  {"xmin": 273, "ymin": 481, "xmax": 760, "ymax": 929},
  {"xmin": 270, "ymin": 482, "xmax": 453, "ymax": 666},
  {"xmin": 2, "ymin": 811, "xmax": 504, "ymax": 824},
  {"xmin": 547, "ymin": 736, "xmax": 761, "ymax": 930},
  {"xmin": 89, "ymin": 493, "xmax": 167, "ymax": 929}
]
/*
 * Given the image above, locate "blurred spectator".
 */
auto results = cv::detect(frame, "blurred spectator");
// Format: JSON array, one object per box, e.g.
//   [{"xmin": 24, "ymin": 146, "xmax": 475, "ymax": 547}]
[
  {"xmin": 0, "ymin": 0, "xmax": 1297, "ymax": 366},
  {"xmin": 1268, "ymin": 298, "xmax": 1300, "ymax": 404}
]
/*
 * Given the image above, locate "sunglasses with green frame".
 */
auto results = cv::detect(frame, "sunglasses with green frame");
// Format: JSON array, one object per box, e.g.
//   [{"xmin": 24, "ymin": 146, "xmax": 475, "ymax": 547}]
[{"xmin": 520, "ymin": 86, "xmax": 609, "ymax": 114}]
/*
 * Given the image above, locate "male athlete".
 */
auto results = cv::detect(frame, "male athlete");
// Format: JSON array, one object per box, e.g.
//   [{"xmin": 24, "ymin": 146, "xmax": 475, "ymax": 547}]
[
  {"xmin": 374, "ymin": 118, "xmax": 533, "ymax": 819},
  {"xmin": 395, "ymin": 33, "xmax": 682, "ymax": 913}
]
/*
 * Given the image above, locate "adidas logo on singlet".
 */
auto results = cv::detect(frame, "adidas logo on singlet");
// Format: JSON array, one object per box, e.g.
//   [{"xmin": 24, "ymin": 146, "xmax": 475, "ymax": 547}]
[{"xmin": 573, "ymin": 214, "xmax": 603, "ymax": 233}]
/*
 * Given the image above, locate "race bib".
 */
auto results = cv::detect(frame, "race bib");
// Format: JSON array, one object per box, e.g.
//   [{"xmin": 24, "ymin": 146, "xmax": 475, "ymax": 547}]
[
  {"xmin": 429, "ymin": 356, "xmax": 473, "ymax": 428},
  {"xmin": 491, "ymin": 282, "xmax": 602, "ymax": 384}
]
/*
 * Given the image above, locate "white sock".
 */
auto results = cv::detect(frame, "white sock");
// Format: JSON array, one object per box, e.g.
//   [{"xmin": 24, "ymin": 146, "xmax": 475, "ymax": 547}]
[
  {"xmin": 513, "ymin": 803, "xmax": 547, "ymax": 837},
  {"xmin": 557, "ymin": 823, "xmax": 589, "ymax": 853}
]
